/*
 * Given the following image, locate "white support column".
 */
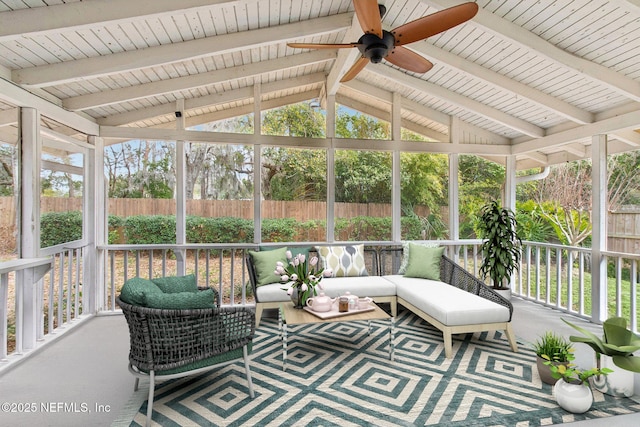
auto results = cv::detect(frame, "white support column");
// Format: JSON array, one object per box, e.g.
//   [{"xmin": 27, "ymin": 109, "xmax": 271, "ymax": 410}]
[
  {"xmin": 392, "ymin": 93, "xmax": 402, "ymax": 243},
  {"xmin": 85, "ymin": 136, "xmax": 102, "ymax": 313},
  {"xmin": 253, "ymin": 83, "xmax": 262, "ymax": 244},
  {"xmin": 591, "ymin": 134, "xmax": 608, "ymax": 322},
  {"xmin": 326, "ymin": 93, "xmax": 336, "ymax": 242},
  {"xmin": 504, "ymin": 155, "xmax": 517, "ymax": 211},
  {"xmin": 449, "ymin": 117, "xmax": 460, "ymax": 260},
  {"xmin": 19, "ymin": 107, "xmax": 41, "ymax": 351},
  {"xmin": 175, "ymin": 99, "xmax": 186, "ymax": 275}
]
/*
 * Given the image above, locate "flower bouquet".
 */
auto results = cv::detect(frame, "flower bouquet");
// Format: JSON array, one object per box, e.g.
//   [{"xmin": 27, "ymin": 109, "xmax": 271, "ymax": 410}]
[{"xmin": 275, "ymin": 250, "xmax": 332, "ymax": 308}]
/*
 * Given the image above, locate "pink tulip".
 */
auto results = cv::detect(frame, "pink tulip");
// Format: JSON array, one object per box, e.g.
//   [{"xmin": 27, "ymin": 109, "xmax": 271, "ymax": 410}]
[
  {"xmin": 298, "ymin": 254, "xmax": 306, "ymax": 263},
  {"xmin": 286, "ymin": 250, "xmax": 292, "ymax": 259},
  {"xmin": 281, "ymin": 275, "xmax": 289, "ymax": 281},
  {"xmin": 286, "ymin": 286, "xmax": 293, "ymax": 295},
  {"xmin": 300, "ymin": 283, "xmax": 308, "ymax": 292},
  {"xmin": 323, "ymin": 269, "xmax": 333, "ymax": 277},
  {"xmin": 310, "ymin": 256, "xmax": 318, "ymax": 266},
  {"xmin": 291, "ymin": 274, "xmax": 298, "ymax": 281}
]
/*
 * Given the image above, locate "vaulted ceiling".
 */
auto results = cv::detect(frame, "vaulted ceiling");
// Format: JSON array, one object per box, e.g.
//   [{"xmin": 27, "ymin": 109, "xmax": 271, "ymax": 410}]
[{"xmin": 1, "ymin": 0, "xmax": 640, "ymax": 170}]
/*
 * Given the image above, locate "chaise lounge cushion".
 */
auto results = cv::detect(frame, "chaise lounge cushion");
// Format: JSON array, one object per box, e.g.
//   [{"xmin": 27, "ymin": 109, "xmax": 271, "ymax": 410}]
[
  {"xmin": 384, "ymin": 275, "xmax": 510, "ymax": 326},
  {"xmin": 151, "ymin": 274, "xmax": 198, "ymax": 293}
]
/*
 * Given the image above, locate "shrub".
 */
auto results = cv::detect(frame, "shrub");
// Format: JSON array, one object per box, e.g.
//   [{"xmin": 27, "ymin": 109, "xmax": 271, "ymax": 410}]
[
  {"xmin": 125, "ymin": 215, "xmax": 176, "ymax": 244},
  {"xmin": 186, "ymin": 216, "xmax": 253, "ymax": 243},
  {"xmin": 40, "ymin": 211, "xmax": 82, "ymax": 247}
]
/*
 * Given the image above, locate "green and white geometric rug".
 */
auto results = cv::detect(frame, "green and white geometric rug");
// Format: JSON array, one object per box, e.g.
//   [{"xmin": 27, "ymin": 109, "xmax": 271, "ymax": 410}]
[{"xmin": 126, "ymin": 309, "xmax": 640, "ymax": 426}]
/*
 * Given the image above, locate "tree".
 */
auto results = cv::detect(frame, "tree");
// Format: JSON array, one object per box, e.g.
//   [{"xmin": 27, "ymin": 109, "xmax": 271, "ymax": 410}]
[
  {"xmin": 0, "ymin": 144, "xmax": 14, "ymax": 196},
  {"xmin": 458, "ymin": 155, "xmax": 505, "ymax": 238},
  {"xmin": 608, "ymin": 151, "xmax": 640, "ymax": 210},
  {"xmin": 535, "ymin": 161, "xmax": 592, "ymax": 247},
  {"xmin": 105, "ymin": 141, "xmax": 174, "ymax": 198}
]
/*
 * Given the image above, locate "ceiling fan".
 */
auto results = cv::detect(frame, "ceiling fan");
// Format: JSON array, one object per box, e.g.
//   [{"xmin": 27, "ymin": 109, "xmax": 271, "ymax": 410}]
[{"xmin": 287, "ymin": 0, "xmax": 479, "ymax": 82}]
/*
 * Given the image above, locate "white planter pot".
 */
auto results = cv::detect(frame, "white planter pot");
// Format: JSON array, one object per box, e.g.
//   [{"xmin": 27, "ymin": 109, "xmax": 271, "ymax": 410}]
[
  {"xmin": 554, "ymin": 378, "xmax": 593, "ymax": 414},
  {"xmin": 592, "ymin": 354, "xmax": 635, "ymax": 397},
  {"xmin": 493, "ymin": 288, "xmax": 511, "ymax": 300}
]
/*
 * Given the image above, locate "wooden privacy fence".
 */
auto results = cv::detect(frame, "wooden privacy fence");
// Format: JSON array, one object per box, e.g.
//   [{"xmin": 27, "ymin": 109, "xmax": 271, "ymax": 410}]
[
  {"xmin": 2, "ymin": 196, "xmax": 640, "ymax": 252},
  {"xmin": 0, "ymin": 197, "xmax": 430, "ymax": 225}
]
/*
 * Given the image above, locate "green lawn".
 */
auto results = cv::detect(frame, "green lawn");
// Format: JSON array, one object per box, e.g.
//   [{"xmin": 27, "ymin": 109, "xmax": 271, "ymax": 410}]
[{"xmin": 518, "ymin": 260, "xmax": 638, "ymax": 324}]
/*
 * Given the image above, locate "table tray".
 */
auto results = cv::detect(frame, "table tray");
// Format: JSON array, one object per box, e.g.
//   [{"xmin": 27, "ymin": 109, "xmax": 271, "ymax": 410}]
[{"xmin": 303, "ymin": 304, "xmax": 375, "ymax": 319}]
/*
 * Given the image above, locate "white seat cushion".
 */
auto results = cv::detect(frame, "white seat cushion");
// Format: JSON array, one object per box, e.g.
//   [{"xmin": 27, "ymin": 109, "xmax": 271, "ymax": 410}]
[
  {"xmin": 319, "ymin": 276, "xmax": 397, "ymax": 298},
  {"xmin": 383, "ymin": 275, "xmax": 509, "ymax": 326},
  {"xmin": 256, "ymin": 276, "xmax": 397, "ymax": 303}
]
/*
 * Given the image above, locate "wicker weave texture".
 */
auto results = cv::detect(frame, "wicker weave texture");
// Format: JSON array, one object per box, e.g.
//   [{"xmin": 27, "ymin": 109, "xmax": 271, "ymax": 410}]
[{"xmin": 116, "ymin": 296, "xmax": 255, "ymax": 373}]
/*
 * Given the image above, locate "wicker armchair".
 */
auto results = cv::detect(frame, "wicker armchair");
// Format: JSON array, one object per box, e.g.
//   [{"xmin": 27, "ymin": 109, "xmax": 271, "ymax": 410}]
[{"xmin": 117, "ymin": 292, "xmax": 256, "ymax": 427}]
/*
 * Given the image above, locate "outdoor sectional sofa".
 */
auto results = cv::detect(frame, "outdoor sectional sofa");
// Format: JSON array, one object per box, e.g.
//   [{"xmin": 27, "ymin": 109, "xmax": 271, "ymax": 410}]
[{"xmin": 247, "ymin": 243, "xmax": 518, "ymax": 358}]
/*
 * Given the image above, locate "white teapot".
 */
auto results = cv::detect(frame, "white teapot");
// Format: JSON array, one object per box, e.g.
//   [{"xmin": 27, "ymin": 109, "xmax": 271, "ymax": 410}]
[{"xmin": 306, "ymin": 292, "xmax": 335, "ymax": 312}]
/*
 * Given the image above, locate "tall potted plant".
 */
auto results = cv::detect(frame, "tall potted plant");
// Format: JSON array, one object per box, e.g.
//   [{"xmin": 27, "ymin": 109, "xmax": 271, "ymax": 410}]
[
  {"xmin": 477, "ymin": 200, "xmax": 522, "ymax": 298},
  {"xmin": 563, "ymin": 316, "xmax": 640, "ymax": 397}
]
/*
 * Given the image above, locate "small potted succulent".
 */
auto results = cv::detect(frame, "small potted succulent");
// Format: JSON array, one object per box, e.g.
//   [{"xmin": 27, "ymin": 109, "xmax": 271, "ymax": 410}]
[
  {"xmin": 533, "ymin": 331, "xmax": 572, "ymax": 385},
  {"xmin": 543, "ymin": 351, "xmax": 612, "ymax": 414}
]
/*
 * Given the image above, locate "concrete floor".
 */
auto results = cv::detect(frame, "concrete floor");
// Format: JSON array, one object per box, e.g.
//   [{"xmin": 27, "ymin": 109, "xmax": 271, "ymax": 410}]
[{"xmin": 0, "ymin": 298, "xmax": 638, "ymax": 427}]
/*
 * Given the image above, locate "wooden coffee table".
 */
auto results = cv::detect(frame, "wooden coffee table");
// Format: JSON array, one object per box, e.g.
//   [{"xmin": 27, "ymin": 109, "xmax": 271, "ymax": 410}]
[{"xmin": 278, "ymin": 301, "xmax": 394, "ymax": 371}]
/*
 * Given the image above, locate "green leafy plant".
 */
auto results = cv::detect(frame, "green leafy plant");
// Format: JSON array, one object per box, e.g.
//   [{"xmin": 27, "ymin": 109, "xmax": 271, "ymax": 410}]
[
  {"xmin": 477, "ymin": 200, "xmax": 522, "ymax": 289},
  {"xmin": 542, "ymin": 350, "xmax": 612, "ymax": 385},
  {"xmin": 533, "ymin": 331, "xmax": 572, "ymax": 362},
  {"xmin": 563, "ymin": 316, "xmax": 640, "ymax": 373}
]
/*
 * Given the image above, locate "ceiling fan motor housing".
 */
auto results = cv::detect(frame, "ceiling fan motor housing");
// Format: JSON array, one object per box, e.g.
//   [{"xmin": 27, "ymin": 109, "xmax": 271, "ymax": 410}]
[{"xmin": 357, "ymin": 31, "xmax": 395, "ymax": 63}]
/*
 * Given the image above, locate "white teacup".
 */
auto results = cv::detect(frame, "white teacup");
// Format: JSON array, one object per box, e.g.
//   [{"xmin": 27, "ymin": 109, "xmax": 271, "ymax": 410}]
[{"xmin": 357, "ymin": 297, "xmax": 372, "ymax": 309}]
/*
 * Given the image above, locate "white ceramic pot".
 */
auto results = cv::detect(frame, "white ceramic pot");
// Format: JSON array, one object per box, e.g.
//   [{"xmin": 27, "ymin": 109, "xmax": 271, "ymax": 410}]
[
  {"xmin": 554, "ymin": 378, "xmax": 593, "ymax": 414},
  {"xmin": 592, "ymin": 354, "xmax": 635, "ymax": 397}
]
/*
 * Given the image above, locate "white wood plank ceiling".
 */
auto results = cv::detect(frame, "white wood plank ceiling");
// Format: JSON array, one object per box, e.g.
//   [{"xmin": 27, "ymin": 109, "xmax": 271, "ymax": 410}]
[{"xmin": 0, "ymin": 0, "xmax": 640, "ymax": 169}]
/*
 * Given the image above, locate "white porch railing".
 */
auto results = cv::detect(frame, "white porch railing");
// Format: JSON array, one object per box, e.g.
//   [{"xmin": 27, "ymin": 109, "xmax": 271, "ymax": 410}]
[
  {"xmin": 6, "ymin": 239, "xmax": 636, "ymax": 365},
  {"xmin": 102, "ymin": 240, "xmax": 638, "ymax": 333},
  {"xmin": 0, "ymin": 242, "xmax": 90, "ymax": 369}
]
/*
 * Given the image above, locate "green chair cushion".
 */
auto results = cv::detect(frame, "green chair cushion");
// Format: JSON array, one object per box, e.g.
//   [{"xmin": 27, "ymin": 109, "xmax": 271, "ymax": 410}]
[
  {"xmin": 404, "ymin": 243, "xmax": 445, "ymax": 281},
  {"xmin": 143, "ymin": 288, "xmax": 216, "ymax": 309},
  {"xmin": 119, "ymin": 277, "xmax": 163, "ymax": 306},
  {"xmin": 249, "ymin": 247, "xmax": 288, "ymax": 286},
  {"xmin": 151, "ymin": 274, "xmax": 198, "ymax": 293}
]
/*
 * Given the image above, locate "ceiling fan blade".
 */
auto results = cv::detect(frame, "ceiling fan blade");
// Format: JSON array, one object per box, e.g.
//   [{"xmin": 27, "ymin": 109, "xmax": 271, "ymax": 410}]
[
  {"xmin": 392, "ymin": 2, "xmax": 479, "ymax": 46},
  {"xmin": 287, "ymin": 42, "xmax": 359, "ymax": 49},
  {"xmin": 353, "ymin": 0, "xmax": 383, "ymax": 38},
  {"xmin": 340, "ymin": 57, "xmax": 370, "ymax": 82},
  {"xmin": 385, "ymin": 46, "xmax": 433, "ymax": 74}
]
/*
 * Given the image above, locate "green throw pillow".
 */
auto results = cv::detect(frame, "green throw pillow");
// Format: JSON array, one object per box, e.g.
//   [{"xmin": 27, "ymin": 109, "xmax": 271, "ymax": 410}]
[
  {"xmin": 152, "ymin": 274, "xmax": 198, "ymax": 293},
  {"xmin": 143, "ymin": 288, "xmax": 216, "ymax": 309},
  {"xmin": 404, "ymin": 243, "xmax": 445, "ymax": 280},
  {"xmin": 398, "ymin": 241, "xmax": 440, "ymax": 274},
  {"xmin": 260, "ymin": 245, "xmax": 310, "ymax": 259},
  {"xmin": 119, "ymin": 277, "xmax": 163, "ymax": 306},
  {"xmin": 249, "ymin": 246, "xmax": 288, "ymax": 286}
]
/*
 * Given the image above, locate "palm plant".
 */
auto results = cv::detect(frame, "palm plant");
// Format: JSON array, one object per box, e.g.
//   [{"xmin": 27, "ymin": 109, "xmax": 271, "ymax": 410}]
[{"xmin": 477, "ymin": 200, "xmax": 522, "ymax": 290}]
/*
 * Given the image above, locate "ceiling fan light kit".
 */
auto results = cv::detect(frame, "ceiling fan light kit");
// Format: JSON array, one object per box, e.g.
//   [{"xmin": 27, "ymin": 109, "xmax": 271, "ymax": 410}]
[{"xmin": 287, "ymin": 1, "xmax": 479, "ymax": 82}]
